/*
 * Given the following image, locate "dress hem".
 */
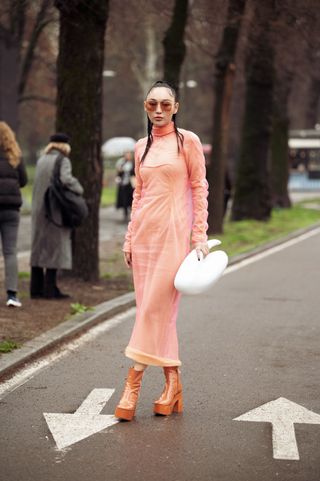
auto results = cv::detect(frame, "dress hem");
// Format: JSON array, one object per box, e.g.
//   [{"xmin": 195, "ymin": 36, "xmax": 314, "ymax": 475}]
[{"xmin": 125, "ymin": 346, "xmax": 181, "ymax": 367}]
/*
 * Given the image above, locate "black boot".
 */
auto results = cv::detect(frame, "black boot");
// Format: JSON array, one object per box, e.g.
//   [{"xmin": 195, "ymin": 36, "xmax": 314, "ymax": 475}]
[
  {"xmin": 45, "ymin": 269, "xmax": 70, "ymax": 299},
  {"xmin": 30, "ymin": 267, "xmax": 44, "ymax": 298}
]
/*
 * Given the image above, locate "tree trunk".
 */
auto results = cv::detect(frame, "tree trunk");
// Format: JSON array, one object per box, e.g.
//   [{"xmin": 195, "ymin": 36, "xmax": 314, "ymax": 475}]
[
  {"xmin": 0, "ymin": 27, "xmax": 19, "ymax": 131},
  {"xmin": 162, "ymin": 0, "xmax": 189, "ymax": 95},
  {"xmin": 305, "ymin": 76, "xmax": 320, "ymax": 129},
  {"xmin": 231, "ymin": 0, "xmax": 275, "ymax": 221},
  {"xmin": 271, "ymin": 71, "xmax": 292, "ymax": 208},
  {"xmin": 55, "ymin": 0, "xmax": 109, "ymax": 281},
  {"xmin": 207, "ymin": 0, "xmax": 246, "ymax": 234},
  {"xmin": 131, "ymin": 18, "xmax": 158, "ymax": 132}
]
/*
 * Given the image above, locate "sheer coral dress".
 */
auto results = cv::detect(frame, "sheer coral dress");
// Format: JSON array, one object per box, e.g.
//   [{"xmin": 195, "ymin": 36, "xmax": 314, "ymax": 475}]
[{"xmin": 123, "ymin": 121, "xmax": 209, "ymax": 367}]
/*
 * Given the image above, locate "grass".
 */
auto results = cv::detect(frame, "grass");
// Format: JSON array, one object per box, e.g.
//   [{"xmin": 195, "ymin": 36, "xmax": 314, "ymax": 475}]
[
  {"xmin": 70, "ymin": 303, "xmax": 94, "ymax": 315},
  {"xmin": 100, "ymin": 185, "xmax": 116, "ymax": 207},
  {"xmin": 0, "ymin": 340, "xmax": 20, "ymax": 353},
  {"xmin": 217, "ymin": 202, "xmax": 320, "ymax": 258},
  {"xmin": 18, "ymin": 271, "xmax": 30, "ymax": 279}
]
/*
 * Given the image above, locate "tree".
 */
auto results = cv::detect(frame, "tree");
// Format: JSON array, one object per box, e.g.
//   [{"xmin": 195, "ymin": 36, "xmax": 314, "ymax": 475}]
[
  {"xmin": 55, "ymin": 0, "xmax": 109, "ymax": 281},
  {"xmin": 0, "ymin": 0, "xmax": 53, "ymax": 131},
  {"xmin": 231, "ymin": 0, "xmax": 276, "ymax": 221},
  {"xmin": 207, "ymin": 0, "xmax": 246, "ymax": 234},
  {"xmin": 162, "ymin": 0, "xmax": 189, "ymax": 94},
  {"xmin": 269, "ymin": 3, "xmax": 298, "ymax": 209},
  {"xmin": 270, "ymin": 72, "xmax": 292, "ymax": 208}
]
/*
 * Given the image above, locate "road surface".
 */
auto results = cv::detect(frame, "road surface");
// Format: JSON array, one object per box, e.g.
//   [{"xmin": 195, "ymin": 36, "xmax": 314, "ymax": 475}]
[{"xmin": 0, "ymin": 228, "xmax": 319, "ymax": 480}]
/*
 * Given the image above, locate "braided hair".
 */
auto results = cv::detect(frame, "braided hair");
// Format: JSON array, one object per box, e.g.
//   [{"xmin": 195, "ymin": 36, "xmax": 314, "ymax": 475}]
[{"xmin": 141, "ymin": 80, "xmax": 184, "ymax": 162}]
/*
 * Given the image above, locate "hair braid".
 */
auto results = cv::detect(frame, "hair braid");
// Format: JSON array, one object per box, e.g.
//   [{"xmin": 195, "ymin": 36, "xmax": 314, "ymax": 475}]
[{"xmin": 141, "ymin": 118, "xmax": 153, "ymax": 162}]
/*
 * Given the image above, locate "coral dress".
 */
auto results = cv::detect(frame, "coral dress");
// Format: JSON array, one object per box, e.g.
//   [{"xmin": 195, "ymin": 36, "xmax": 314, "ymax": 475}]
[{"xmin": 123, "ymin": 121, "xmax": 208, "ymax": 366}]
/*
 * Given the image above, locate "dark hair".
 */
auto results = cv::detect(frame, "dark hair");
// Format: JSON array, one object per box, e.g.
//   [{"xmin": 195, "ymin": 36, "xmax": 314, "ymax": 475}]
[{"xmin": 141, "ymin": 80, "xmax": 184, "ymax": 162}]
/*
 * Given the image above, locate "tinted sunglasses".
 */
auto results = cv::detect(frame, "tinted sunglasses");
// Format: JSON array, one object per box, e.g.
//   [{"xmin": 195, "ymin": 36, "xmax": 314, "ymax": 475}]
[{"xmin": 145, "ymin": 100, "xmax": 175, "ymax": 112}]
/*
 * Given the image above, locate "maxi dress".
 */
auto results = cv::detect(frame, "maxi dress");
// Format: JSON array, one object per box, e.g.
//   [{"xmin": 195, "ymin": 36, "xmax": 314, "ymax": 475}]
[{"xmin": 123, "ymin": 121, "xmax": 209, "ymax": 367}]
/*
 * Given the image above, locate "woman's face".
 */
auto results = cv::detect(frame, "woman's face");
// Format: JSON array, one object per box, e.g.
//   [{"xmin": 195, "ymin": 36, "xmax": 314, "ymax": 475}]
[{"xmin": 144, "ymin": 87, "xmax": 179, "ymax": 127}]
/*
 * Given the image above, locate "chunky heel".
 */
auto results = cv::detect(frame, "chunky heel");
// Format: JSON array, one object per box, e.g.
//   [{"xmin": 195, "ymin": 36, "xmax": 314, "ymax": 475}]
[
  {"xmin": 153, "ymin": 367, "xmax": 183, "ymax": 416},
  {"xmin": 173, "ymin": 394, "xmax": 183, "ymax": 413}
]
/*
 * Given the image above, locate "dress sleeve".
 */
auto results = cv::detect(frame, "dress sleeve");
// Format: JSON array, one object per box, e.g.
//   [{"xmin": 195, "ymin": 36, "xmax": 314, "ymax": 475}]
[
  {"xmin": 122, "ymin": 143, "xmax": 143, "ymax": 253},
  {"xmin": 185, "ymin": 132, "xmax": 209, "ymax": 246}
]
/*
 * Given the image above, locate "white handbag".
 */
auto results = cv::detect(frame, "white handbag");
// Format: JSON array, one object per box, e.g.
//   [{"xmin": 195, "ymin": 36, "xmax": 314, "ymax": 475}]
[{"xmin": 174, "ymin": 239, "xmax": 228, "ymax": 295}]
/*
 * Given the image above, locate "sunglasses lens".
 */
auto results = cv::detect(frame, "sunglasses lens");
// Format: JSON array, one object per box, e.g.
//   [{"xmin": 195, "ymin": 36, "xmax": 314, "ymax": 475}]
[
  {"xmin": 146, "ymin": 101, "xmax": 174, "ymax": 112},
  {"xmin": 146, "ymin": 101, "xmax": 157, "ymax": 111},
  {"xmin": 162, "ymin": 102, "xmax": 173, "ymax": 111}
]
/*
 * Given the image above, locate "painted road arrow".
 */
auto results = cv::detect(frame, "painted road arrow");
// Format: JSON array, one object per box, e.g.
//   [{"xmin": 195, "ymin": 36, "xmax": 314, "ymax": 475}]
[
  {"xmin": 44, "ymin": 388, "xmax": 118, "ymax": 450},
  {"xmin": 234, "ymin": 397, "xmax": 320, "ymax": 460}
]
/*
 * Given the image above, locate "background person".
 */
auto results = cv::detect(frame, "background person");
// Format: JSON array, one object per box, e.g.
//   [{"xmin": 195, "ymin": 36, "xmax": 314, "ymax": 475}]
[
  {"xmin": 115, "ymin": 151, "xmax": 135, "ymax": 221},
  {"xmin": 30, "ymin": 133, "xmax": 83, "ymax": 299},
  {"xmin": 114, "ymin": 80, "xmax": 209, "ymax": 421},
  {"xmin": 0, "ymin": 121, "xmax": 27, "ymax": 307}
]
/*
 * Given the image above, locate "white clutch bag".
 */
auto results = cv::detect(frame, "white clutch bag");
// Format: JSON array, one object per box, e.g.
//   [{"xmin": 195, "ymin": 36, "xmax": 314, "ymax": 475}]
[{"xmin": 174, "ymin": 239, "xmax": 228, "ymax": 295}]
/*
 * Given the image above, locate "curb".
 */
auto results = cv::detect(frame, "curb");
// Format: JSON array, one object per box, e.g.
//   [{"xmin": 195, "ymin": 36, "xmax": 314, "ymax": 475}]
[
  {"xmin": 1, "ymin": 221, "xmax": 320, "ymax": 380},
  {"xmin": 0, "ymin": 292, "xmax": 135, "ymax": 380}
]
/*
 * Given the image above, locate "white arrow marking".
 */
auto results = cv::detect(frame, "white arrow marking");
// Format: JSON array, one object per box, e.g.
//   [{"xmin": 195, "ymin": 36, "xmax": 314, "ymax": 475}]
[
  {"xmin": 44, "ymin": 388, "xmax": 118, "ymax": 450},
  {"xmin": 234, "ymin": 397, "xmax": 320, "ymax": 460}
]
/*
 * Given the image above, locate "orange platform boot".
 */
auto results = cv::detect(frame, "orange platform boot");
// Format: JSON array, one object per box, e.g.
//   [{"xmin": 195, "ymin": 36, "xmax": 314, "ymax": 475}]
[
  {"xmin": 115, "ymin": 368, "xmax": 144, "ymax": 421},
  {"xmin": 153, "ymin": 366, "xmax": 183, "ymax": 416}
]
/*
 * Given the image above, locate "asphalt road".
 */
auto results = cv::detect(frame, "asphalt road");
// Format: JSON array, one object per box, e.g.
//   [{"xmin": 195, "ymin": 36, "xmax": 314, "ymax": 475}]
[{"xmin": 0, "ymin": 229, "xmax": 320, "ymax": 481}]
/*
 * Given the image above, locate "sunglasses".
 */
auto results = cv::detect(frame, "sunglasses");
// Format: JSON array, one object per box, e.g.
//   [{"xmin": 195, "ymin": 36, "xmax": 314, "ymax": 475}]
[{"xmin": 145, "ymin": 100, "xmax": 175, "ymax": 112}]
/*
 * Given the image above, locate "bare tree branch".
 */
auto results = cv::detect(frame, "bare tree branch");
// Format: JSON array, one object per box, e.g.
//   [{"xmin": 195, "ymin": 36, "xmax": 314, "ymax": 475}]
[{"xmin": 18, "ymin": 0, "xmax": 52, "ymax": 98}]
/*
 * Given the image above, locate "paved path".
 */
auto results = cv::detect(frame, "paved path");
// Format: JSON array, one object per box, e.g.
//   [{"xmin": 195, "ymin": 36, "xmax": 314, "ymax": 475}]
[{"xmin": 0, "ymin": 228, "xmax": 319, "ymax": 480}]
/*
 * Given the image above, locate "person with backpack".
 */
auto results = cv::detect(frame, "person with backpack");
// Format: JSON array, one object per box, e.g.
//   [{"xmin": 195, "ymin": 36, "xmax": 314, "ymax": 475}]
[
  {"xmin": 114, "ymin": 81, "xmax": 209, "ymax": 421},
  {"xmin": 30, "ymin": 133, "xmax": 83, "ymax": 299},
  {"xmin": 0, "ymin": 122, "xmax": 27, "ymax": 307}
]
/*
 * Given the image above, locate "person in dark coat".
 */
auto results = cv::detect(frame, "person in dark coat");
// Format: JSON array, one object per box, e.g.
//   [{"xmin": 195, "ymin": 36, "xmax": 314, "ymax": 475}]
[
  {"xmin": 30, "ymin": 133, "xmax": 83, "ymax": 299},
  {"xmin": 0, "ymin": 121, "xmax": 28, "ymax": 307},
  {"xmin": 115, "ymin": 151, "xmax": 135, "ymax": 221}
]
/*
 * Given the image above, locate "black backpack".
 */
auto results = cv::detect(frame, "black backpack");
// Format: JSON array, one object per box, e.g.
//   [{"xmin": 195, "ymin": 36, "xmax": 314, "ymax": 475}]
[{"xmin": 45, "ymin": 153, "xmax": 88, "ymax": 228}]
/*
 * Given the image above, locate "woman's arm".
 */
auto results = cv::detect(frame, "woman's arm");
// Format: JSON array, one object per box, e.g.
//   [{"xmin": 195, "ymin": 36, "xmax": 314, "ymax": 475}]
[
  {"xmin": 185, "ymin": 132, "xmax": 209, "ymax": 248},
  {"xmin": 122, "ymin": 143, "xmax": 143, "ymax": 253},
  {"xmin": 60, "ymin": 157, "xmax": 84, "ymax": 195}
]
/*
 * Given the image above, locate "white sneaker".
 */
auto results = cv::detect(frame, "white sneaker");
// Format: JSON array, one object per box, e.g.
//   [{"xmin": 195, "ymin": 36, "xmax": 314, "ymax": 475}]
[{"xmin": 6, "ymin": 296, "xmax": 22, "ymax": 307}]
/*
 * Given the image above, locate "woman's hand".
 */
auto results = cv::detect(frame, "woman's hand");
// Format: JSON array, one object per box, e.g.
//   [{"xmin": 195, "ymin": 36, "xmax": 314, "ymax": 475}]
[
  {"xmin": 195, "ymin": 242, "xmax": 209, "ymax": 261},
  {"xmin": 124, "ymin": 251, "xmax": 132, "ymax": 268}
]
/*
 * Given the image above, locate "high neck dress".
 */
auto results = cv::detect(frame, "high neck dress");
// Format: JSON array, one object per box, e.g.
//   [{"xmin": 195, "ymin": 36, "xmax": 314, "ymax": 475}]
[{"xmin": 123, "ymin": 121, "xmax": 209, "ymax": 367}]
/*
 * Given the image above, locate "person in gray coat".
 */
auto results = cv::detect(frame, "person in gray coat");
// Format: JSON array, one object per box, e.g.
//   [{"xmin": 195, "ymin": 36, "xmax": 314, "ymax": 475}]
[{"xmin": 30, "ymin": 133, "xmax": 83, "ymax": 299}]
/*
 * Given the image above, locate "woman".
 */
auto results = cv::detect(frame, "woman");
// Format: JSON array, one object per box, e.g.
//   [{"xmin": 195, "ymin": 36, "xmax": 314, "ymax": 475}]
[
  {"xmin": 0, "ymin": 122, "xmax": 27, "ymax": 307},
  {"xmin": 30, "ymin": 133, "xmax": 83, "ymax": 299},
  {"xmin": 115, "ymin": 151, "xmax": 134, "ymax": 221},
  {"xmin": 115, "ymin": 80, "xmax": 209, "ymax": 421}
]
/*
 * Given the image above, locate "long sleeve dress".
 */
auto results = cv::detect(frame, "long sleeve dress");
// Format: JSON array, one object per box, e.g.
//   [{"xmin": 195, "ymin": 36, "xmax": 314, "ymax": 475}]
[{"xmin": 123, "ymin": 121, "xmax": 209, "ymax": 367}]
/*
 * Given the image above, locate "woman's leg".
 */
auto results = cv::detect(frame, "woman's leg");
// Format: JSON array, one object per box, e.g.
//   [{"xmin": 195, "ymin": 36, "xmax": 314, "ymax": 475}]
[
  {"xmin": 1, "ymin": 210, "xmax": 19, "ymax": 294},
  {"xmin": 133, "ymin": 362, "xmax": 147, "ymax": 371}
]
